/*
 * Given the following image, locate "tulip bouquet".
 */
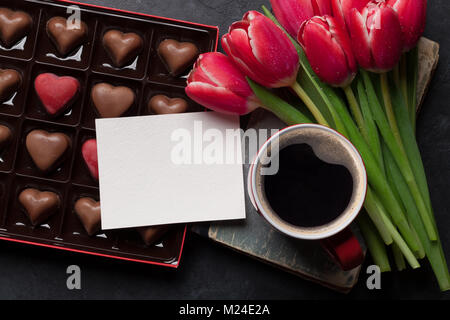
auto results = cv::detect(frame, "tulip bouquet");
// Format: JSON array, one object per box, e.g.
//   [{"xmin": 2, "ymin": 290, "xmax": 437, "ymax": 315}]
[{"xmin": 186, "ymin": 0, "xmax": 450, "ymax": 291}]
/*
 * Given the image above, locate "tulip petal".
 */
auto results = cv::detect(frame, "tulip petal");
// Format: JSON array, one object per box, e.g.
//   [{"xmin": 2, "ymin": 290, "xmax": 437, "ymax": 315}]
[
  {"xmin": 186, "ymin": 82, "xmax": 257, "ymax": 115},
  {"xmin": 368, "ymin": 5, "xmax": 403, "ymax": 71},
  {"xmin": 349, "ymin": 8, "xmax": 373, "ymax": 69},
  {"xmin": 270, "ymin": 0, "xmax": 315, "ymax": 37},
  {"xmin": 222, "ymin": 28, "xmax": 279, "ymax": 88},
  {"xmin": 332, "ymin": 0, "xmax": 370, "ymax": 29},
  {"xmin": 388, "ymin": 0, "xmax": 427, "ymax": 50},
  {"xmin": 246, "ymin": 11, "xmax": 299, "ymax": 87},
  {"xmin": 194, "ymin": 53, "xmax": 254, "ymax": 98},
  {"xmin": 300, "ymin": 17, "xmax": 354, "ymax": 86},
  {"xmin": 328, "ymin": 16, "xmax": 357, "ymax": 74}
]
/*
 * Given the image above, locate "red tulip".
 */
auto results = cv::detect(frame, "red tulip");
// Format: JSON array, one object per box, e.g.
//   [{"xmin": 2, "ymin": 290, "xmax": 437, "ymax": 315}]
[
  {"xmin": 222, "ymin": 11, "xmax": 299, "ymax": 88},
  {"xmin": 185, "ymin": 52, "xmax": 260, "ymax": 115},
  {"xmin": 331, "ymin": 0, "xmax": 370, "ymax": 29},
  {"xmin": 388, "ymin": 0, "xmax": 427, "ymax": 51},
  {"xmin": 298, "ymin": 15, "xmax": 357, "ymax": 87},
  {"xmin": 348, "ymin": 1, "xmax": 403, "ymax": 72},
  {"xmin": 270, "ymin": 0, "xmax": 332, "ymax": 38}
]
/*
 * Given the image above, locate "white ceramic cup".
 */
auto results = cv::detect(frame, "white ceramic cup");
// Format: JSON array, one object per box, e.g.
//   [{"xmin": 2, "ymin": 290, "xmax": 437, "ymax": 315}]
[{"xmin": 248, "ymin": 124, "xmax": 367, "ymax": 270}]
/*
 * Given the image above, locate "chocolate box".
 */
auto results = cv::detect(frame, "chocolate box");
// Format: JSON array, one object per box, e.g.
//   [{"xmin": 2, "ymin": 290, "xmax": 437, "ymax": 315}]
[{"xmin": 0, "ymin": 0, "xmax": 219, "ymax": 267}]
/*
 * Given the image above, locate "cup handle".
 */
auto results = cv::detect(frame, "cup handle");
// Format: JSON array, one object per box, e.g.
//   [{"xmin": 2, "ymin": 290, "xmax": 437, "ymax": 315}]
[{"xmin": 320, "ymin": 228, "xmax": 364, "ymax": 271}]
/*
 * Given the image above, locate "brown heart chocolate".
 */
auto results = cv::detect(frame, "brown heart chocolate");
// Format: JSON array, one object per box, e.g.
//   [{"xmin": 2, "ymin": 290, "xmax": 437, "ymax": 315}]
[
  {"xmin": 91, "ymin": 83, "xmax": 135, "ymax": 118},
  {"xmin": 0, "ymin": 8, "xmax": 32, "ymax": 48},
  {"xmin": 18, "ymin": 188, "xmax": 60, "ymax": 226},
  {"xmin": 0, "ymin": 124, "xmax": 12, "ymax": 151},
  {"xmin": 0, "ymin": 68, "xmax": 21, "ymax": 103},
  {"xmin": 102, "ymin": 30, "xmax": 143, "ymax": 67},
  {"xmin": 46, "ymin": 16, "xmax": 88, "ymax": 56},
  {"xmin": 25, "ymin": 129, "xmax": 71, "ymax": 172},
  {"xmin": 148, "ymin": 95, "xmax": 188, "ymax": 115},
  {"xmin": 157, "ymin": 39, "xmax": 199, "ymax": 76},
  {"xmin": 137, "ymin": 226, "xmax": 170, "ymax": 246},
  {"xmin": 74, "ymin": 197, "xmax": 101, "ymax": 236}
]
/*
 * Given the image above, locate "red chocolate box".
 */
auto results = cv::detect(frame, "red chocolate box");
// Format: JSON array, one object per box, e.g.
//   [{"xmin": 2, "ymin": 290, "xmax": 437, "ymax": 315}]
[{"xmin": 0, "ymin": 0, "xmax": 219, "ymax": 268}]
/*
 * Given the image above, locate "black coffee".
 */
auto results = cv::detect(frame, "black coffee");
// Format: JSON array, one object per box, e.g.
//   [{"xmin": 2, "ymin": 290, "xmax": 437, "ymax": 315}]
[{"xmin": 264, "ymin": 143, "xmax": 353, "ymax": 228}]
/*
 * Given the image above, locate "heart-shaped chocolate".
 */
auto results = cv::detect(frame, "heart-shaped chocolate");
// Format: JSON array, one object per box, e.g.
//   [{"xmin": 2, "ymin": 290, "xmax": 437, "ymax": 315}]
[
  {"xmin": 0, "ymin": 68, "xmax": 21, "ymax": 103},
  {"xmin": 0, "ymin": 8, "xmax": 32, "ymax": 48},
  {"xmin": 102, "ymin": 30, "xmax": 143, "ymax": 67},
  {"xmin": 81, "ymin": 139, "xmax": 98, "ymax": 180},
  {"xmin": 148, "ymin": 95, "xmax": 188, "ymax": 115},
  {"xmin": 18, "ymin": 188, "xmax": 60, "ymax": 226},
  {"xmin": 137, "ymin": 226, "xmax": 170, "ymax": 246},
  {"xmin": 0, "ymin": 124, "xmax": 12, "ymax": 151},
  {"xmin": 157, "ymin": 39, "xmax": 199, "ymax": 76},
  {"xmin": 91, "ymin": 83, "xmax": 135, "ymax": 118},
  {"xmin": 75, "ymin": 197, "xmax": 101, "ymax": 236},
  {"xmin": 26, "ymin": 129, "xmax": 71, "ymax": 172},
  {"xmin": 46, "ymin": 16, "xmax": 88, "ymax": 56},
  {"xmin": 34, "ymin": 73, "xmax": 80, "ymax": 116}
]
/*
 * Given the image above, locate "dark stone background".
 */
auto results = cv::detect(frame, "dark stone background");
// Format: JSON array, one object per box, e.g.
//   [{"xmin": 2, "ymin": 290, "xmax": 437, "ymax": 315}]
[{"xmin": 0, "ymin": 0, "xmax": 449, "ymax": 299}]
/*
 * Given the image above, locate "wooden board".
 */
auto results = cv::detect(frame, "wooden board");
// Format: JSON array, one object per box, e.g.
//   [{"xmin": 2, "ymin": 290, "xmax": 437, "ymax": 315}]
[{"xmin": 191, "ymin": 37, "xmax": 440, "ymax": 293}]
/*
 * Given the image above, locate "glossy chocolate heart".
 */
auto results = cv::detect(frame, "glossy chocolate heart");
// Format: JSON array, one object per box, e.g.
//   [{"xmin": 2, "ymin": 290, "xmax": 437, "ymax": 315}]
[
  {"xmin": 34, "ymin": 73, "xmax": 80, "ymax": 116},
  {"xmin": 157, "ymin": 39, "xmax": 199, "ymax": 76},
  {"xmin": 0, "ymin": 8, "xmax": 32, "ymax": 48},
  {"xmin": 26, "ymin": 129, "xmax": 71, "ymax": 172},
  {"xmin": 137, "ymin": 226, "xmax": 170, "ymax": 246},
  {"xmin": 18, "ymin": 188, "xmax": 60, "ymax": 226},
  {"xmin": 0, "ymin": 124, "xmax": 12, "ymax": 151},
  {"xmin": 148, "ymin": 95, "xmax": 188, "ymax": 115},
  {"xmin": 81, "ymin": 139, "xmax": 98, "ymax": 180},
  {"xmin": 91, "ymin": 83, "xmax": 135, "ymax": 118},
  {"xmin": 46, "ymin": 16, "xmax": 88, "ymax": 56},
  {"xmin": 102, "ymin": 29, "xmax": 143, "ymax": 67},
  {"xmin": 75, "ymin": 197, "xmax": 101, "ymax": 236},
  {"xmin": 0, "ymin": 68, "xmax": 21, "ymax": 103}
]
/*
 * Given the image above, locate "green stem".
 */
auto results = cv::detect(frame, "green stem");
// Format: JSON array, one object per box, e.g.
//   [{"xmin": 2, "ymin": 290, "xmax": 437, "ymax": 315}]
[
  {"xmin": 324, "ymin": 84, "xmax": 419, "ymax": 253},
  {"xmin": 344, "ymin": 85, "xmax": 369, "ymax": 141},
  {"xmin": 291, "ymin": 82, "xmax": 330, "ymax": 127},
  {"xmin": 400, "ymin": 56, "xmax": 409, "ymax": 112},
  {"xmin": 364, "ymin": 188, "xmax": 392, "ymax": 245},
  {"xmin": 407, "ymin": 47, "xmax": 419, "ymax": 131},
  {"xmin": 372, "ymin": 191, "xmax": 420, "ymax": 269},
  {"xmin": 362, "ymin": 70, "xmax": 436, "ymax": 241},
  {"xmin": 358, "ymin": 213, "xmax": 391, "ymax": 272},
  {"xmin": 247, "ymin": 79, "xmax": 312, "ymax": 125},
  {"xmin": 356, "ymin": 76, "xmax": 385, "ymax": 175},
  {"xmin": 392, "ymin": 242, "xmax": 406, "ymax": 271},
  {"xmin": 384, "ymin": 140, "xmax": 450, "ymax": 290},
  {"xmin": 393, "ymin": 64, "xmax": 401, "ymax": 89},
  {"xmin": 383, "ymin": 142, "xmax": 425, "ymax": 259},
  {"xmin": 380, "ymin": 73, "xmax": 405, "ymax": 150},
  {"xmin": 387, "ymin": 75, "xmax": 437, "ymax": 241}
]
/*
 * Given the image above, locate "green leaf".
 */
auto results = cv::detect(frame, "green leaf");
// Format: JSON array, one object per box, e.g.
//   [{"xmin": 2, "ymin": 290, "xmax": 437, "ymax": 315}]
[
  {"xmin": 247, "ymin": 78, "xmax": 312, "ymax": 125},
  {"xmin": 358, "ymin": 213, "xmax": 391, "ymax": 272}
]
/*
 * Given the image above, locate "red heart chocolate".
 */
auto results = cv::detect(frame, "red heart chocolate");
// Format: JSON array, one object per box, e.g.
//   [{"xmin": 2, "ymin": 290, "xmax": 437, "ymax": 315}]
[
  {"xmin": 0, "ymin": 68, "xmax": 21, "ymax": 103},
  {"xmin": 0, "ymin": 8, "xmax": 32, "ymax": 48},
  {"xmin": 26, "ymin": 129, "xmax": 71, "ymax": 172},
  {"xmin": 34, "ymin": 73, "xmax": 80, "ymax": 116},
  {"xmin": 148, "ymin": 95, "xmax": 188, "ymax": 114},
  {"xmin": 91, "ymin": 83, "xmax": 134, "ymax": 118},
  {"xmin": 18, "ymin": 188, "xmax": 60, "ymax": 226},
  {"xmin": 82, "ymin": 139, "xmax": 98, "ymax": 180},
  {"xmin": 0, "ymin": 124, "xmax": 12, "ymax": 151},
  {"xmin": 157, "ymin": 39, "xmax": 199, "ymax": 76},
  {"xmin": 46, "ymin": 16, "xmax": 88, "ymax": 56},
  {"xmin": 102, "ymin": 29, "xmax": 143, "ymax": 67},
  {"xmin": 75, "ymin": 197, "xmax": 101, "ymax": 236}
]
